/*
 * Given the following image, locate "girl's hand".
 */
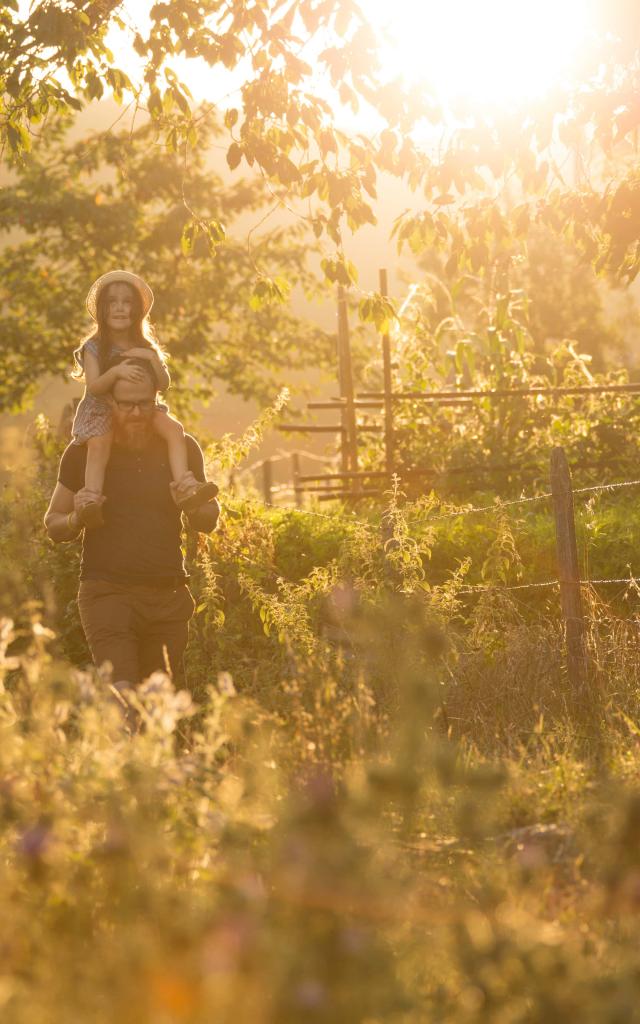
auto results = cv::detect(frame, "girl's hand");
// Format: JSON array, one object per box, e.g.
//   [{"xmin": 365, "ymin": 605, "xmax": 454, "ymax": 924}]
[
  {"xmin": 117, "ymin": 359, "xmax": 147, "ymax": 383},
  {"xmin": 123, "ymin": 348, "xmax": 169, "ymax": 388}
]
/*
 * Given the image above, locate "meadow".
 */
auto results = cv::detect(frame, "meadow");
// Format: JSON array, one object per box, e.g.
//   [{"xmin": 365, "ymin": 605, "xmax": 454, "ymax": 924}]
[
  {"xmin": 4, "ymin": 419, "xmax": 640, "ymax": 1022},
  {"xmin": 5, "ymin": 0, "xmax": 640, "ymax": 1018}
]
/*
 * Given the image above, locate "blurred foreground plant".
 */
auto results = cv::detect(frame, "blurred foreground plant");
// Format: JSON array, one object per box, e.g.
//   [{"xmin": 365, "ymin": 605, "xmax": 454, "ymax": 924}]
[{"xmin": 5, "ymin": 602, "xmax": 640, "ymax": 1021}]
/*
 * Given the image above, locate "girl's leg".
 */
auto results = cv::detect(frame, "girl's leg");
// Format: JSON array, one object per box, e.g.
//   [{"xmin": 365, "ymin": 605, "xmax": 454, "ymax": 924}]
[
  {"xmin": 85, "ymin": 432, "xmax": 112, "ymax": 493},
  {"xmin": 80, "ymin": 433, "xmax": 112, "ymax": 528},
  {"xmin": 152, "ymin": 411, "xmax": 188, "ymax": 483},
  {"xmin": 153, "ymin": 411, "xmax": 218, "ymax": 510}
]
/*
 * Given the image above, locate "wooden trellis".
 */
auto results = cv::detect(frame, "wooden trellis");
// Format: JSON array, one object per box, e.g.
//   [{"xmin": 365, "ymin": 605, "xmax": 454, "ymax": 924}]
[{"xmin": 277, "ymin": 268, "xmax": 640, "ymax": 502}]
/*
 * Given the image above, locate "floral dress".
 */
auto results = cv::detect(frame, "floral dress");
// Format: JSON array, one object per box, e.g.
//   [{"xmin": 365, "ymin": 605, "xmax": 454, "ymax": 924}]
[{"xmin": 71, "ymin": 338, "xmax": 168, "ymax": 444}]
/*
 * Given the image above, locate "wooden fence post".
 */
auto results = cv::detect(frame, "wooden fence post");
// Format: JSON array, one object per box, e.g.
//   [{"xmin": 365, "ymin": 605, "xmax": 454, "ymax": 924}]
[
  {"xmin": 262, "ymin": 458, "xmax": 273, "ymax": 505},
  {"xmin": 378, "ymin": 268, "xmax": 395, "ymax": 477},
  {"xmin": 337, "ymin": 285, "xmax": 359, "ymax": 481},
  {"xmin": 291, "ymin": 451, "xmax": 302, "ymax": 508},
  {"xmin": 550, "ymin": 447, "xmax": 588, "ymax": 695}
]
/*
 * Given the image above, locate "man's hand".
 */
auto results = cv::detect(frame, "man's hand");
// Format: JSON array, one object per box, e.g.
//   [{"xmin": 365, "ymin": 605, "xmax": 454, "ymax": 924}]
[
  {"xmin": 170, "ymin": 473, "xmax": 200, "ymax": 504},
  {"xmin": 73, "ymin": 488, "xmax": 106, "ymax": 529},
  {"xmin": 74, "ymin": 489, "xmax": 105, "ymax": 514},
  {"xmin": 45, "ymin": 482, "xmax": 104, "ymax": 543}
]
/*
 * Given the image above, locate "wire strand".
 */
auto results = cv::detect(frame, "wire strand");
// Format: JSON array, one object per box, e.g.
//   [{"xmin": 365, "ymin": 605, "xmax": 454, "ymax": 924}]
[
  {"xmin": 573, "ymin": 479, "xmax": 640, "ymax": 496},
  {"xmin": 223, "ymin": 475, "xmax": 640, "ymax": 535}
]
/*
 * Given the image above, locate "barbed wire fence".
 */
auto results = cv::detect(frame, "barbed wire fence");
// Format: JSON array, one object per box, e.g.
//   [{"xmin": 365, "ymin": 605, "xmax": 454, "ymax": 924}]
[
  {"xmin": 219, "ymin": 448, "xmax": 640, "ymax": 693},
  {"xmin": 224, "ymin": 460, "xmax": 640, "ymax": 591}
]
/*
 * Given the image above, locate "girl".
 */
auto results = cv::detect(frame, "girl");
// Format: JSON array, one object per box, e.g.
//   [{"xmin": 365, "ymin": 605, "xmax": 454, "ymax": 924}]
[{"xmin": 71, "ymin": 269, "xmax": 217, "ymax": 527}]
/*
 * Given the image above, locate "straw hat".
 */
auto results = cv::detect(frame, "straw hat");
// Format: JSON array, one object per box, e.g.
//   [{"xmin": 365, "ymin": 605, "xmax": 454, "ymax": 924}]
[{"xmin": 86, "ymin": 270, "xmax": 154, "ymax": 320}]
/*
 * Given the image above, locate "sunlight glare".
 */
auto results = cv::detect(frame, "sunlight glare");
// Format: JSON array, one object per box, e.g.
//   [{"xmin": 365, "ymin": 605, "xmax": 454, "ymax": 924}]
[
  {"xmin": 363, "ymin": 0, "xmax": 595, "ymax": 108},
  {"xmin": 93, "ymin": 0, "xmax": 598, "ymax": 124}
]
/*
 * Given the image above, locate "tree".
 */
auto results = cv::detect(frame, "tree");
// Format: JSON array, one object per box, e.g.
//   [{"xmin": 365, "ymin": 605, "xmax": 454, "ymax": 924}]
[
  {"xmin": 0, "ymin": 109, "xmax": 333, "ymax": 410},
  {"xmin": 4, "ymin": 0, "xmax": 640, "ymax": 289},
  {"xmin": 523, "ymin": 227, "xmax": 640, "ymax": 372},
  {"xmin": 4, "ymin": 0, "xmax": 640, "ymax": 423}
]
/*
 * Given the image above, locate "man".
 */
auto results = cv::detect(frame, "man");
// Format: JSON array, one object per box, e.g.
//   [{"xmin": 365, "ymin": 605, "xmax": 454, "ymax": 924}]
[{"xmin": 44, "ymin": 359, "xmax": 219, "ymax": 689}]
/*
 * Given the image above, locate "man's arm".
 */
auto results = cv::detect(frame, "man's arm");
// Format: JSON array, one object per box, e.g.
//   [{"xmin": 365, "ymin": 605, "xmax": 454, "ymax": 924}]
[
  {"xmin": 44, "ymin": 482, "xmax": 81, "ymax": 542},
  {"xmin": 44, "ymin": 483, "xmax": 105, "ymax": 542}
]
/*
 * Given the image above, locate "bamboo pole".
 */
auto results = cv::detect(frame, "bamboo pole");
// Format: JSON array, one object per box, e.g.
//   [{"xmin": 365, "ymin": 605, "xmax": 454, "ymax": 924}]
[
  {"xmin": 280, "ymin": 424, "xmax": 346, "ymax": 433},
  {"xmin": 279, "ymin": 424, "xmax": 382, "ymax": 433},
  {"xmin": 291, "ymin": 451, "xmax": 302, "ymax": 508},
  {"xmin": 379, "ymin": 268, "xmax": 395, "ymax": 476},
  {"xmin": 307, "ymin": 400, "xmax": 383, "ymax": 409},
  {"xmin": 337, "ymin": 285, "xmax": 359, "ymax": 480},
  {"xmin": 262, "ymin": 458, "xmax": 273, "ymax": 505},
  {"xmin": 317, "ymin": 489, "xmax": 383, "ymax": 501},
  {"xmin": 358, "ymin": 383, "xmax": 640, "ymax": 402}
]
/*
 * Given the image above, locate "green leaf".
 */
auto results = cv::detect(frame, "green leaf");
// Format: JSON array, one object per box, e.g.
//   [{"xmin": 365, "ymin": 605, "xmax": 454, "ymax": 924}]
[
  {"xmin": 6, "ymin": 121, "xmax": 30, "ymax": 154},
  {"xmin": 170, "ymin": 85, "xmax": 191, "ymax": 117},
  {"xmin": 249, "ymin": 278, "xmax": 269, "ymax": 311},
  {"xmin": 226, "ymin": 142, "xmax": 242, "ymax": 170},
  {"xmin": 148, "ymin": 87, "xmax": 163, "ymax": 119},
  {"xmin": 203, "ymin": 219, "xmax": 226, "ymax": 255},
  {"xmin": 249, "ymin": 275, "xmax": 290, "ymax": 310},
  {"xmin": 180, "ymin": 220, "xmax": 199, "ymax": 257},
  {"xmin": 276, "ymin": 154, "xmax": 300, "ymax": 185},
  {"xmin": 272, "ymin": 276, "xmax": 291, "ymax": 302},
  {"xmin": 207, "ymin": 220, "xmax": 226, "ymax": 243}
]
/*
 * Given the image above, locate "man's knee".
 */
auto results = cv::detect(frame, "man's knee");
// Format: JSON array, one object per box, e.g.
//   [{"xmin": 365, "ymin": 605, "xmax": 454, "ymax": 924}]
[{"xmin": 138, "ymin": 586, "xmax": 193, "ymax": 681}]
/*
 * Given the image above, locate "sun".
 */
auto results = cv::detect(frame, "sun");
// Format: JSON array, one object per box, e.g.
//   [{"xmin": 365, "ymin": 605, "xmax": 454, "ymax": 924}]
[
  {"xmin": 110, "ymin": 0, "xmax": 596, "ymax": 121},
  {"xmin": 362, "ymin": 0, "xmax": 595, "ymax": 109}
]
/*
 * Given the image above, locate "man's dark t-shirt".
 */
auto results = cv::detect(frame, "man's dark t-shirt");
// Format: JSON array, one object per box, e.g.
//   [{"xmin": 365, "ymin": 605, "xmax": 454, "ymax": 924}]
[{"xmin": 58, "ymin": 434, "xmax": 206, "ymax": 583}]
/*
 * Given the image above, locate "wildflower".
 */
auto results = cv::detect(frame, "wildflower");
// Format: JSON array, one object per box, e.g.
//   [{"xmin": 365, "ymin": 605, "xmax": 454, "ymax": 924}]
[
  {"xmin": 293, "ymin": 978, "xmax": 327, "ymax": 1009},
  {"xmin": 73, "ymin": 669, "xmax": 97, "ymax": 703},
  {"xmin": 17, "ymin": 822, "xmax": 51, "ymax": 860},
  {"xmin": 217, "ymin": 671, "xmax": 236, "ymax": 696}
]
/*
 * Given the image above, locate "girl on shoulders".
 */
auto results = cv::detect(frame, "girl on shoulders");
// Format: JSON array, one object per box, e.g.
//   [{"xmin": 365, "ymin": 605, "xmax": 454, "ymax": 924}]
[{"xmin": 71, "ymin": 270, "xmax": 216, "ymax": 527}]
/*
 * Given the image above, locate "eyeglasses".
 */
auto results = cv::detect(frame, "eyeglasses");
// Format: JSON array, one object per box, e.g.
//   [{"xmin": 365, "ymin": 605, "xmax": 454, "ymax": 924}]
[{"xmin": 113, "ymin": 399, "xmax": 157, "ymax": 413}]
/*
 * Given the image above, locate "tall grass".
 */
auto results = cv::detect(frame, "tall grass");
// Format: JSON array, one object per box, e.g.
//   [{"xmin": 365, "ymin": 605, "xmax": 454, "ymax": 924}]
[{"xmin": 5, "ymin": 422, "xmax": 640, "ymax": 1019}]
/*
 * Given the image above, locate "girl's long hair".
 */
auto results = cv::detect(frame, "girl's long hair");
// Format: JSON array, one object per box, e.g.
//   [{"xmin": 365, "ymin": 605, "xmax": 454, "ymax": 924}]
[{"xmin": 72, "ymin": 283, "xmax": 167, "ymax": 379}]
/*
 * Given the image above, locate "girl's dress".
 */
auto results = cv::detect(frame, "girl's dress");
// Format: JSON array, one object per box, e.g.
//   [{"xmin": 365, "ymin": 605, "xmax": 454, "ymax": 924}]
[{"xmin": 71, "ymin": 338, "xmax": 167, "ymax": 445}]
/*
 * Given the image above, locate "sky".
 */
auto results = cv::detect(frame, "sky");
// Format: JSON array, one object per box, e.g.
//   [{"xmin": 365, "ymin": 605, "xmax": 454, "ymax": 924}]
[
  {"xmin": 361, "ymin": 0, "xmax": 595, "ymax": 106},
  {"xmin": 108, "ymin": 0, "xmax": 597, "ymax": 118}
]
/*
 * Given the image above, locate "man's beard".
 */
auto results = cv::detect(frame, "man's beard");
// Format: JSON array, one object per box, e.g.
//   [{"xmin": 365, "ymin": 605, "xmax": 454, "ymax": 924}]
[{"xmin": 117, "ymin": 420, "xmax": 153, "ymax": 449}]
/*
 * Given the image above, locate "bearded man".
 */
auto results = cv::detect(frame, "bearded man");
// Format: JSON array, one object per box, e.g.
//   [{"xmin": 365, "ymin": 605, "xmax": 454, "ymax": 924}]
[{"xmin": 44, "ymin": 358, "xmax": 219, "ymax": 689}]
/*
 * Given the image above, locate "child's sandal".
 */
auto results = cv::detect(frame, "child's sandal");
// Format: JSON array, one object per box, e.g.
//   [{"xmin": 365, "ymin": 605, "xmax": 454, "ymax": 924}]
[
  {"xmin": 77, "ymin": 501, "xmax": 105, "ymax": 529},
  {"xmin": 177, "ymin": 480, "xmax": 219, "ymax": 512}
]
